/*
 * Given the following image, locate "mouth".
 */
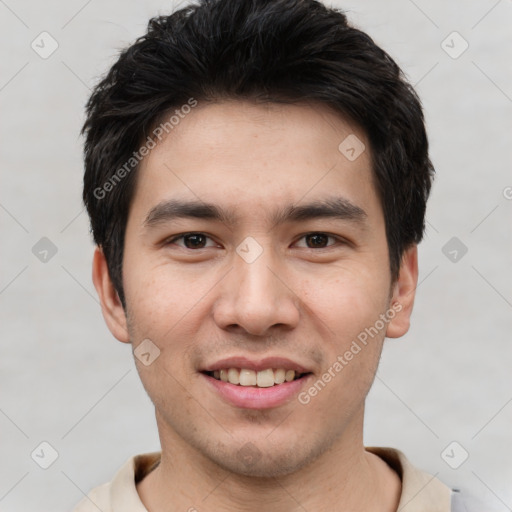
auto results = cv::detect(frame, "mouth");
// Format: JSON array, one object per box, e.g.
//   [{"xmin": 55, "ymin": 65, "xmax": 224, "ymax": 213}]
[
  {"xmin": 202, "ymin": 368, "xmax": 312, "ymax": 388},
  {"xmin": 199, "ymin": 357, "xmax": 315, "ymax": 409}
]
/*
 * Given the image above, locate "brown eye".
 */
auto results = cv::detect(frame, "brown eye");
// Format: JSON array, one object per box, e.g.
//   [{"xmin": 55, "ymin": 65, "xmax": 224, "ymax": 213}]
[
  {"xmin": 304, "ymin": 233, "xmax": 330, "ymax": 248},
  {"xmin": 182, "ymin": 234, "xmax": 207, "ymax": 248}
]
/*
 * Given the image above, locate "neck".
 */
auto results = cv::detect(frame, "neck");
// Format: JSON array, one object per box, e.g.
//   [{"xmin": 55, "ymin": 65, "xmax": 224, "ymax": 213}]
[{"xmin": 137, "ymin": 408, "xmax": 401, "ymax": 512}]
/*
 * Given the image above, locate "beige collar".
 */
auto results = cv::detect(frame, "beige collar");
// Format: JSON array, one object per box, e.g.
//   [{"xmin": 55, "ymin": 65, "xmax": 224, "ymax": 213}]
[{"xmin": 107, "ymin": 447, "xmax": 452, "ymax": 511}]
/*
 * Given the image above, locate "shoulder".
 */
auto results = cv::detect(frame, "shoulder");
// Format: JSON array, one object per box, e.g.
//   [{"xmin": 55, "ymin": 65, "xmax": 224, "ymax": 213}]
[
  {"xmin": 366, "ymin": 446, "xmax": 492, "ymax": 512},
  {"xmin": 70, "ymin": 452, "xmax": 161, "ymax": 512},
  {"xmin": 367, "ymin": 446, "xmax": 452, "ymax": 511}
]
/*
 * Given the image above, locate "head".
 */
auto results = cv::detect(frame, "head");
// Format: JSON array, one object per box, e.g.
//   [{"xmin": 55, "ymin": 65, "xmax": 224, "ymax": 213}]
[{"xmin": 84, "ymin": 0, "xmax": 432, "ymax": 477}]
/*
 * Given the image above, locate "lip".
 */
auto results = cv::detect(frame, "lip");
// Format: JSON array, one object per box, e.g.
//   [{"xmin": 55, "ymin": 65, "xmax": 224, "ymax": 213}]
[
  {"xmin": 200, "ymin": 356, "xmax": 312, "ymax": 374},
  {"xmin": 201, "ymin": 372, "xmax": 313, "ymax": 410}
]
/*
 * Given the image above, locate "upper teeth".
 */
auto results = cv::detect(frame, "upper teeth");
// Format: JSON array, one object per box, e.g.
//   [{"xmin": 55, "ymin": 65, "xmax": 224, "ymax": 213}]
[{"xmin": 212, "ymin": 368, "xmax": 298, "ymax": 387}]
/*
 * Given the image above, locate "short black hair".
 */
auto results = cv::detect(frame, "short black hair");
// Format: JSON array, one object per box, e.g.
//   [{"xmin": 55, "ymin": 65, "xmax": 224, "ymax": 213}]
[{"xmin": 82, "ymin": 0, "xmax": 434, "ymax": 309}]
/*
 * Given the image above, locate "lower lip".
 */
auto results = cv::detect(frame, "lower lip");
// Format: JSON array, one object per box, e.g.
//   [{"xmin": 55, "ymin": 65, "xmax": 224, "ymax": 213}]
[{"xmin": 202, "ymin": 373, "xmax": 312, "ymax": 410}]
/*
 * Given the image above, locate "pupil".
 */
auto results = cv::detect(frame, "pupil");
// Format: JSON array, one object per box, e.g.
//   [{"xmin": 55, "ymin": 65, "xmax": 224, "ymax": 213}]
[
  {"xmin": 185, "ymin": 234, "xmax": 206, "ymax": 248},
  {"xmin": 307, "ymin": 233, "xmax": 328, "ymax": 248}
]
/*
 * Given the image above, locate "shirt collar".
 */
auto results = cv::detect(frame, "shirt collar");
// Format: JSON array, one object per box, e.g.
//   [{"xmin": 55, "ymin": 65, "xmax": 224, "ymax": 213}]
[{"xmin": 109, "ymin": 447, "xmax": 452, "ymax": 511}]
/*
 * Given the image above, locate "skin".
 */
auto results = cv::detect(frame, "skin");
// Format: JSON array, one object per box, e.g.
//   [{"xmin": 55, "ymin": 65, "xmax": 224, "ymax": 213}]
[{"xmin": 93, "ymin": 100, "xmax": 418, "ymax": 512}]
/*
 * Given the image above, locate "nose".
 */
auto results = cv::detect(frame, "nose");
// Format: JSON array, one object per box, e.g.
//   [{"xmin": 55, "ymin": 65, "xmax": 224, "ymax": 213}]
[{"xmin": 212, "ymin": 241, "xmax": 301, "ymax": 336}]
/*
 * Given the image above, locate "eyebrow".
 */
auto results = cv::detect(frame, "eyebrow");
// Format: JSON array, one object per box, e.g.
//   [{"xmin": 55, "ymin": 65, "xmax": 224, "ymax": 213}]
[{"xmin": 143, "ymin": 197, "xmax": 367, "ymax": 230}]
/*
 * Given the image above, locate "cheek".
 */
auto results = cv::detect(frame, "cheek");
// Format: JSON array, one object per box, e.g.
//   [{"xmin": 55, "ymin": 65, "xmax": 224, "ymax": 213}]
[
  {"xmin": 297, "ymin": 270, "xmax": 389, "ymax": 405},
  {"xmin": 299, "ymin": 270, "xmax": 389, "ymax": 336},
  {"xmin": 123, "ymin": 259, "xmax": 207, "ymax": 378},
  {"xmin": 123, "ymin": 257, "xmax": 199, "ymax": 332}
]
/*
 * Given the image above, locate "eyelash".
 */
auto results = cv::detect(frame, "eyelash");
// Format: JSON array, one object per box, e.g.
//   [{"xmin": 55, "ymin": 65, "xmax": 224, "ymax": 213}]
[{"xmin": 164, "ymin": 232, "xmax": 346, "ymax": 250}]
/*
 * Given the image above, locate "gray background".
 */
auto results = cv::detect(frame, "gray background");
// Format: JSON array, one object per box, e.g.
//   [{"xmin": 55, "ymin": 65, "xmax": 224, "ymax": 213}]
[{"xmin": 0, "ymin": 0, "xmax": 511, "ymax": 510}]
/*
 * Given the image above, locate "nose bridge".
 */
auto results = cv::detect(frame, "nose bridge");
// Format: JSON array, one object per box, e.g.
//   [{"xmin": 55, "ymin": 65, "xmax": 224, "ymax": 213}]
[
  {"xmin": 214, "ymin": 236, "xmax": 300, "ymax": 334},
  {"xmin": 237, "ymin": 249, "xmax": 278, "ymax": 304}
]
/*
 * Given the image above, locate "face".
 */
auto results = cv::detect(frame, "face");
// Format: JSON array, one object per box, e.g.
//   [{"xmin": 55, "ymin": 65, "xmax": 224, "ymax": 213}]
[{"xmin": 94, "ymin": 100, "xmax": 417, "ymax": 478}]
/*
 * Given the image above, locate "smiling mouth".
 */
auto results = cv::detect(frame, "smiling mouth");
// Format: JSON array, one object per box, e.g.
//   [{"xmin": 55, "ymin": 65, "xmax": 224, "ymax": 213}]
[{"xmin": 203, "ymin": 368, "xmax": 312, "ymax": 388}]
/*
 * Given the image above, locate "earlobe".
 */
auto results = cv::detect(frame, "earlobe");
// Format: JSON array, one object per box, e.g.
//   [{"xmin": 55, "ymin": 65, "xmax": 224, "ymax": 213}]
[
  {"xmin": 92, "ymin": 246, "xmax": 130, "ymax": 343},
  {"xmin": 385, "ymin": 245, "xmax": 419, "ymax": 339}
]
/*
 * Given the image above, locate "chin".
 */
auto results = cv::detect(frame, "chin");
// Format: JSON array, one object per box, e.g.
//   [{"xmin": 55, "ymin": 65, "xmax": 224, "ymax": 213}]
[
  {"xmin": 206, "ymin": 438, "xmax": 326, "ymax": 479},
  {"xmin": 216, "ymin": 453, "xmax": 305, "ymax": 478}
]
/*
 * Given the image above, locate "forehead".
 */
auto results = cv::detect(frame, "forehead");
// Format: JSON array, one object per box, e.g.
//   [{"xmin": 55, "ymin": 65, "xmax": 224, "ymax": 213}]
[
  {"xmin": 146, "ymin": 99, "xmax": 369, "ymax": 167},
  {"xmin": 129, "ymin": 100, "xmax": 381, "ymax": 228}
]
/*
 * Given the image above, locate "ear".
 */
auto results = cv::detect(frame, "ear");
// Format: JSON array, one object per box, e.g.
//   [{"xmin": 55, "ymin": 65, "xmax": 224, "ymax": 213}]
[
  {"xmin": 385, "ymin": 245, "xmax": 418, "ymax": 339},
  {"xmin": 92, "ymin": 246, "xmax": 130, "ymax": 344}
]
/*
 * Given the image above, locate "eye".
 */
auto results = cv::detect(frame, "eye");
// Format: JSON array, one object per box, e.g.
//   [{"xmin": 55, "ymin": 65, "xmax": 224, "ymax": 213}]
[
  {"xmin": 294, "ymin": 232, "xmax": 341, "ymax": 249},
  {"xmin": 165, "ymin": 232, "xmax": 218, "ymax": 249},
  {"xmin": 164, "ymin": 231, "xmax": 345, "ymax": 251}
]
